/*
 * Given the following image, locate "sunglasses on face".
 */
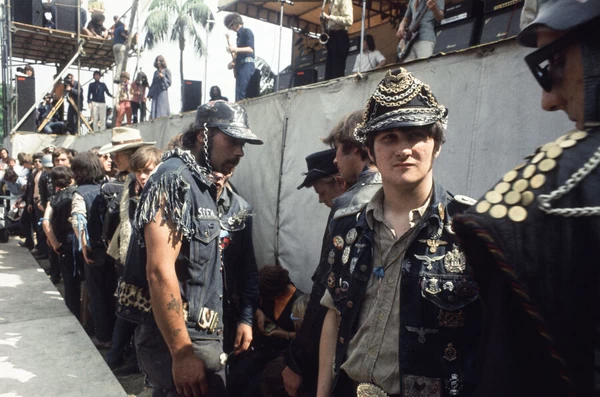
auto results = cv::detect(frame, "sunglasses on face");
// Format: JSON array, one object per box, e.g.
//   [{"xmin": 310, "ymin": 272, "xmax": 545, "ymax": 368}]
[
  {"xmin": 34, "ymin": 160, "xmax": 42, "ymax": 163},
  {"xmin": 524, "ymin": 29, "xmax": 578, "ymax": 92}
]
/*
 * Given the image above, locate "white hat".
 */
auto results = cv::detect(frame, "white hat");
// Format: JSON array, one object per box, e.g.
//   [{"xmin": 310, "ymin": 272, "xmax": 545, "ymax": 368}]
[{"xmin": 98, "ymin": 127, "xmax": 155, "ymax": 154}]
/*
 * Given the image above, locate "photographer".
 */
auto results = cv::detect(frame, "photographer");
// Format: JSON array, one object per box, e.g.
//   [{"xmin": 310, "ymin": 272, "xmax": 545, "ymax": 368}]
[
  {"xmin": 64, "ymin": 73, "xmax": 83, "ymax": 134},
  {"xmin": 37, "ymin": 94, "xmax": 66, "ymax": 134}
]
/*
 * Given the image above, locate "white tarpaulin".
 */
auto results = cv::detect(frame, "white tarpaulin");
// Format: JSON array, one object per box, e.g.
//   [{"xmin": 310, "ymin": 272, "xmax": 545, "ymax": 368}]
[{"xmin": 7, "ymin": 40, "xmax": 573, "ymax": 291}]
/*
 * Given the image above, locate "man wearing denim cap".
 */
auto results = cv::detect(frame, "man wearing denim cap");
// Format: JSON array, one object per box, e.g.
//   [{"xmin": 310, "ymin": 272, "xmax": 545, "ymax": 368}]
[
  {"xmin": 119, "ymin": 100, "xmax": 262, "ymax": 396},
  {"xmin": 452, "ymin": 1, "xmax": 600, "ymax": 396}
]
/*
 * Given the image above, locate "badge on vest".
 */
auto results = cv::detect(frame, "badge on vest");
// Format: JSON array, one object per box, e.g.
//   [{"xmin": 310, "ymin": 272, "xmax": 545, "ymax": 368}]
[
  {"xmin": 405, "ymin": 326, "xmax": 438, "ymax": 344},
  {"xmin": 444, "ymin": 245, "xmax": 466, "ymax": 273}
]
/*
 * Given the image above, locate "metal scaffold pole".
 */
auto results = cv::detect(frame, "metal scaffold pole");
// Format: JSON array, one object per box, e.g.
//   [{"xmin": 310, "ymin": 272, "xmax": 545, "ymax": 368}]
[{"xmin": 1, "ymin": 0, "xmax": 15, "ymax": 137}]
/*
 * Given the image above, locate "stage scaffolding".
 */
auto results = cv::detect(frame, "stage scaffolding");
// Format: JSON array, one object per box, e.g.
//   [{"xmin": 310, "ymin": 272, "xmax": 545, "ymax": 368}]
[{"xmin": 0, "ymin": 0, "xmax": 137, "ymax": 137}]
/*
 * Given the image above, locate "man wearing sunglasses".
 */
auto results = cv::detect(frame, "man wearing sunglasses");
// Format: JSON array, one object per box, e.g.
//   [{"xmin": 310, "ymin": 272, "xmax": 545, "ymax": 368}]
[{"xmin": 452, "ymin": 1, "xmax": 600, "ymax": 396}]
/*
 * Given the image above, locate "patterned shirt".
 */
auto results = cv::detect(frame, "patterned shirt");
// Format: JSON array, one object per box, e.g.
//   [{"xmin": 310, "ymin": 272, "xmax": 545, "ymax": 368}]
[{"xmin": 327, "ymin": 0, "xmax": 353, "ymax": 31}]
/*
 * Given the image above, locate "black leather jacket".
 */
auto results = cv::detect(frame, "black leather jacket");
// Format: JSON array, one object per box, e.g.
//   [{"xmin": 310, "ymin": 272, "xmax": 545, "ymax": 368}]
[
  {"xmin": 327, "ymin": 180, "xmax": 481, "ymax": 396},
  {"xmin": 118, "ymin": 149, "xmax": 224, "ymax": 340},
  {"xmin": 453, "ymin": 126, "xmax": 600, "ymax": 397},
  {"xmin": 219, "ymin": 184, "xmax": 259, "ymax": 353},
  {"xmin": 284, "ymin": 167, "xmax": 382, "ymax": 394}
]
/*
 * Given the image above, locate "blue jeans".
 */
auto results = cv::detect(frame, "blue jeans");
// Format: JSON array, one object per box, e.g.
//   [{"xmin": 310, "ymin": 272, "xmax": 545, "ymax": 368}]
[
  {"xmin": 235, "ymin": 61, "xmax": 255, "ymax": 102},
  {"xmin": 84, "ymin": 253, "xmax": 117, "ymax": 342}
]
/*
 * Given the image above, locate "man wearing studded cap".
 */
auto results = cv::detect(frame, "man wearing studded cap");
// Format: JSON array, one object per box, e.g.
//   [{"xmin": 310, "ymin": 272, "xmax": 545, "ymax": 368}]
[
  {"xmin": 316, "ymin": 68, "xmax": 481, "ymax": 397},
  {"xmin": 452, "ymin": 1, "xmax": 600, "ymax": 396},
  {"xmin": 118, "ymin": 101, "xmax": 262, "ymax": 396}
]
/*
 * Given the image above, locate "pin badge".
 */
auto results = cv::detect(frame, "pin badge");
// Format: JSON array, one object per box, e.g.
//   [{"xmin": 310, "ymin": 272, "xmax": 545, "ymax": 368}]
[
  {"xmin": 333, "ymin": 236, "xmax": 344, "ymax": 250},
  {"xmin": 419, "ymin": 238, "xmax": 448, "ymax": 253},
  {"xmin": 443, "ymin": 281, "xmax": 454, "ymax": 292},
  {"xmin": 444, "ymin": 343, "xmax": 457, "ymax": 362},
  {"xmin": 340, "ymin": 280, "xmax": 349, "ymax": 292},
  {"xmin": 424, "ymin": 277, "xmax": 441, "ymax": 295},
  {"xmin": 350, "ymin": 257, "xmax": 358, "ymax": 273},
  {"xmin": 405, "ymin": 326, "xmax": 438, "ymax": 344},
  {"xmin": 342, "ymin": 246, "xmax": 350, "ymax": 264},
  {"xmin": 345, "ymin": 228, "xmax": 357, "ymax": 244},
  {"xmin": 327, "ymin": 272, "xmax": 336, "ymax": 288},
  {"xmin": 438, "ymin": 203, "xmax": 445, "ymax": 222},
  {"xmin": 444, "ymin": 245, "xmax": 466, "ymax": 273},
  {"xmin": 328, "ymin": 250, "xmax": 335, "ymax": 265},
  {"xmin": 414, "ymin": 254, "xmax": 445, "ymax": 271},
  {"xmin": 445, "ymin": 373, "xmax": 462, "ymax": 396}
]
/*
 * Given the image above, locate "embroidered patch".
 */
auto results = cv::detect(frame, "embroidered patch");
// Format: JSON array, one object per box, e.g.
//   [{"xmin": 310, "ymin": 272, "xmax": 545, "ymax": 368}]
[
  {"xmin": 405, "ymin": 326, "xmax": 438, "ymax": 344},
  {"xmin": 198, "ymin": 207, "xmax": 217, "ymax": 219},
  {"xmin": 402, "ymin": 375, "xmax": 441, "ymax": 397},
  {"xmin": 438, "ymin": 310, "xmax": 465, "ymax": 328},
  {"xmin": 345, "ymin": 228, "xmax": 358, "ymax": 244}
]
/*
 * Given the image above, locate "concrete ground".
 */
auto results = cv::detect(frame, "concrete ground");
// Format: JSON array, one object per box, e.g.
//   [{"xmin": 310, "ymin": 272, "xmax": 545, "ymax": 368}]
[{"xmin": 0, "ymin": 237, "xmax": 151, "ymax": 397}]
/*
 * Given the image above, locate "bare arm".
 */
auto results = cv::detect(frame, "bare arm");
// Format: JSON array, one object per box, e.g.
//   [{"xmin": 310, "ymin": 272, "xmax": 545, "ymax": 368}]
[
  {"xmin": 145, "ymin": 208, "xmax": 208, "ymax": 397},
  {"xmin": 42, "ymin": 203, "xmax": 61, "ymax": 253},
  {"xmin": 316, "ymin": 308, "xmax": 338, "ymax": 397}
]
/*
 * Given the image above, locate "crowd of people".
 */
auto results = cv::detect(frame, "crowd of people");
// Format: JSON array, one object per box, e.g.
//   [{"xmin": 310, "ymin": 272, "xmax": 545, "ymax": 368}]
[{"xmin": 5, "ymin": 1, "xmax": 600, "ymax": 397}]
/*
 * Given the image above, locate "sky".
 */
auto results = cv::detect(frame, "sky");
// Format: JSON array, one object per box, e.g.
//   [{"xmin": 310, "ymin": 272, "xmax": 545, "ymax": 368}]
[{"xmin": 9, "ymin": 0, "xmax": 293, "ymax": 127}]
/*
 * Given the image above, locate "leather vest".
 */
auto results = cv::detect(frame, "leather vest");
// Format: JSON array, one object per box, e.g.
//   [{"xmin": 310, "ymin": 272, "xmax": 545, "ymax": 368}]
[
  {"xmin": 327, "ymin": 180, "xmax": 481, "ymax": 396},
  {"xmin": 75, "ymin": 184, "xmax": 104, "ymax": 248},
  {"xmin": 117, "ymin": 150, "xmax": 224, "ymax": 340},
  {"xmin": 50, "ymin": 186, "xmax": 76, "ymax": 244}
]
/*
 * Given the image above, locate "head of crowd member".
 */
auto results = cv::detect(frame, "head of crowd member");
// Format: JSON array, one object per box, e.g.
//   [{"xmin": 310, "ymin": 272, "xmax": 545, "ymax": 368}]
[
  {"xmin": 166, "ymin": 133, "xmax": 184, "ymax": 150},
  {"xmin": 90, "ymin": 146, "xmax": 112, "ymax": 174},
  {"xmin": 224, "ymin": 12, "xmax": 243, "ymax": 32},
  {"xmin": 258, "ymin": 265, "xmax": 294, "ymax": 302},
  {"xmin": 153, "ymin": 55, "xmax": 166, "ymax": 70},
  {"xmin": 181, "ymin": 101, "xmax": 263, "ymax": 177},
  {"xmin": 297, "ymin": 148, "xmax": 345, "ymax": 208},
  {"xmin": 3, "ymin": 168, "xmax": 18, "ymax": 184},
  {"xmin": 0, "ymin": 148, "xmax": 9, "ymax": 160},
  {"xmin": 41, "ymin": 154, "xmax": 54, "ymax": 170},
  {"xmin": 120, "ymin": 71, "xmax": 130, "ymax": 84},
  {"xmin": 98, "ymin": 127, "xmax": 155, "ymax": 173},
  {"xmin": 209, "ymin": 86, "xmax": 223, "ymax": 101},
  {"xmin": 33, "ymin": 152, "xmax": 44, "ymax": 171},
  {"xmin": 52, "ymin": 147, "xmax": 73, "ymax": 167},
  {"xmin": 130, "ymin": 145, "xmax": 162, "ymax": 189},
  {"xmin": 43, "ymin": 145, "xmax": 55, "ymax": 155},
  {"xmin": 323, "ymin": 110, "xmax": 370, "ymax": 186},
  {"xmin": 71, "ymin": 152, "xmax": 105, "ymax": 186},
  {"xmin": 93, "ymin": 70, "xmax": 101, "ymax": 81},
  {"xmin": 355, "ymin": 68, "xmax": 447, "ymax": 194},
  {"xmin": 23, "ymin": 65, "xmax": 34, "ymax": 77},
  {"xmin": 363, "ymin": 34, "xmax": 376, "ymax": 52},
  {"xmin": 518, "ymin": 1, "xmax": 600, "ymax": 131},
  {"xmin": 20, "ymin": 154, "xmax": 33, "ymax": 170},
  {"xmin": 50, "ymin": 166, "xmax": 74, "ymax": 189},
  {"xmin": 7, "ymin": 158, "xmax": 16, "ymax": 168},
  {"xmin": 64, "ymin": 73, "xmax": 74, "ymax": 86},
  {"xmin": 135, "ymin": 71, "xmax": 149, "ymax": 88}
]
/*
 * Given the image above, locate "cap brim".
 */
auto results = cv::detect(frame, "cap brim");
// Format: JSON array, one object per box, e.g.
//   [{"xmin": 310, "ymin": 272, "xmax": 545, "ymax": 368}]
[
  {"xmin": 219, "ymin": 126, "xmax": 263, "ymax": 145},
  {"xmin": 98, "ymin": 141, "xmax": 156, "ymax": 155},
  {"xmin": 297, "ymin": 169, "xmax": 334, "ymax": 190}
]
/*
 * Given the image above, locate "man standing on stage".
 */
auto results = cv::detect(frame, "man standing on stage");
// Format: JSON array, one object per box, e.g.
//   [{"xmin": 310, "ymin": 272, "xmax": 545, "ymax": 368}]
[
  {"xmin": 225, "ymin": 13, "xmax": 255, "ymax": 102},
  {"xmin": 396, "ymin": 0, "xmax": 444, "ymax": 62},
  {"xmin": 88, "ymin": 70, "xmax": 113, "ymax": 132},
  {"xmin": 64, "ymin": 73, "xmax": 83, "ymax": 134},
  {"xmin": 118, "ymin": 101, "xmax": 263, "ymax": 396},
  {"xmin": 322, "ymin": 0, "xmax": 353, "ymax": 80},
  {"xmin": 453, "ymin": 2, "xmax": 600, "ymax": 396}
]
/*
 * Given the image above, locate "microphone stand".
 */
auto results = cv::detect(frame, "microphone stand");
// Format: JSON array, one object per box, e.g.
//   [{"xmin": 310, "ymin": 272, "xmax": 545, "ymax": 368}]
[{"xmin": 276, "ymin": 0, "xmax": 293, "ymax": 91}]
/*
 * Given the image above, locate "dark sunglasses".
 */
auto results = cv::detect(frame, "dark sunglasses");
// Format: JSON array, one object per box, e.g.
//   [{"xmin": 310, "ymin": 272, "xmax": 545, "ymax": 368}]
[
  {"xmin": 524, "ymin": 29, "xmax": 579, "ymax": 92},
  {"xmin": 34, "ymin": 159, "xmax": 42, "ymax": 163}
]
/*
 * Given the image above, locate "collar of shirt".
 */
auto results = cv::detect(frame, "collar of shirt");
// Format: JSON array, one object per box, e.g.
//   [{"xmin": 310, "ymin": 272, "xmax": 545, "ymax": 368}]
[{"xmin": 365, "ymin": 188, "xmax": 431, "ymax": 235}]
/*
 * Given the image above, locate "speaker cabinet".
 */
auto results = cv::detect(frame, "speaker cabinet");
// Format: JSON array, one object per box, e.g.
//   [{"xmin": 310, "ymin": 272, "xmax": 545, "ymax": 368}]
[
  {"xmin": 348, "ymin": 36, "xmax": 361, "ymax": 53},
  {"xmin": 55, "ymin": 0, "xmax": 79, "ymax": 33},
  {"xmin": 13, "ymin": 0, "xmax": 44, "ymax": 25},
  {"xmin": 16, "ymin": 76, "xmax": 36, "ymax": 132},
  {"xmin": 315, "ymin": 48, "xmax": 328, "ymax": 64},
  {"xmin": 276, "ymin": 72, "xmax": 293, "ymax": 91},
  {"xmin": 315, "ymin": 63, "xmax": 326, "ymax": 82},
  {"xmin": 441, "ymin": 0, "xmax": 477, "ymax": 25},
  {"xmin": 434, "ymin": 18, "xmax": 477, "ymax": 55},
  {"xmin": 295, "ymin": 53, "xmax": 315, "ymax": 69},
  {"xmin": 182, "ymin": 80, "xmax": 202, "ymax": 112},
  {"xmin": 293, "ymin": 67, "xmax": 317, "ymax": 87},
  {"xmin": 479, "ymin": 4, "xmax": 523, "ymax": 44}
]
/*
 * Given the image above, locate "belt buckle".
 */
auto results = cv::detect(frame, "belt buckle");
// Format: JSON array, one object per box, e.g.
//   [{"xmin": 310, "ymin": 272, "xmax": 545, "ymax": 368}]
[{"xmin": 356, "ymin": 383, "xmax": 389, "ymax": 397}]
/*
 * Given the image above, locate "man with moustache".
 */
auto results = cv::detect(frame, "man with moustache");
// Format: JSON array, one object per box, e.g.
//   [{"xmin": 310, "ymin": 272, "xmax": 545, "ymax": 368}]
[
  {"xmin": 452, "ymin": 2, "xmax": 600, "ymax": 396},
  {"xmin": 118, "ymin": 101, "xmax": 263, "ymax": 396},
  {"xmin": 316, "ymin": 69, "xmax": 481, "ymax": 397}
]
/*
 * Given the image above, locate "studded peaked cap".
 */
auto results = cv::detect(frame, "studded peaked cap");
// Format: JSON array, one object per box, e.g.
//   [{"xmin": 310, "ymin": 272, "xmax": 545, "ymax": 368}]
[
  {"xmin": 354, "ymin": 68, "xmax": 448, "ymax": 143},
  {"xmin": 195, "ymin": 100, "xmax": 263, "ymax": 145}
]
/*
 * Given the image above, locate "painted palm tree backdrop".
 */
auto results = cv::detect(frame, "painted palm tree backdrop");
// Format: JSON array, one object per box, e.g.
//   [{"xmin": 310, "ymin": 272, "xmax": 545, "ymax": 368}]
[{"xmin": 144, "ymin": 0, "xmax": 214, "ymax": 111}]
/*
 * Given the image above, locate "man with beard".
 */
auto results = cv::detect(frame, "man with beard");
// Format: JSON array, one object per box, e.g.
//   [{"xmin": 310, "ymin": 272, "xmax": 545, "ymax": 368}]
[
  {"xmin": 118, "ymin": 101, "xmax": 263, "ymax": 396},
  {"xmin": 452, "ymin": 1, "xmax": 600, "ymax": 396}
]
